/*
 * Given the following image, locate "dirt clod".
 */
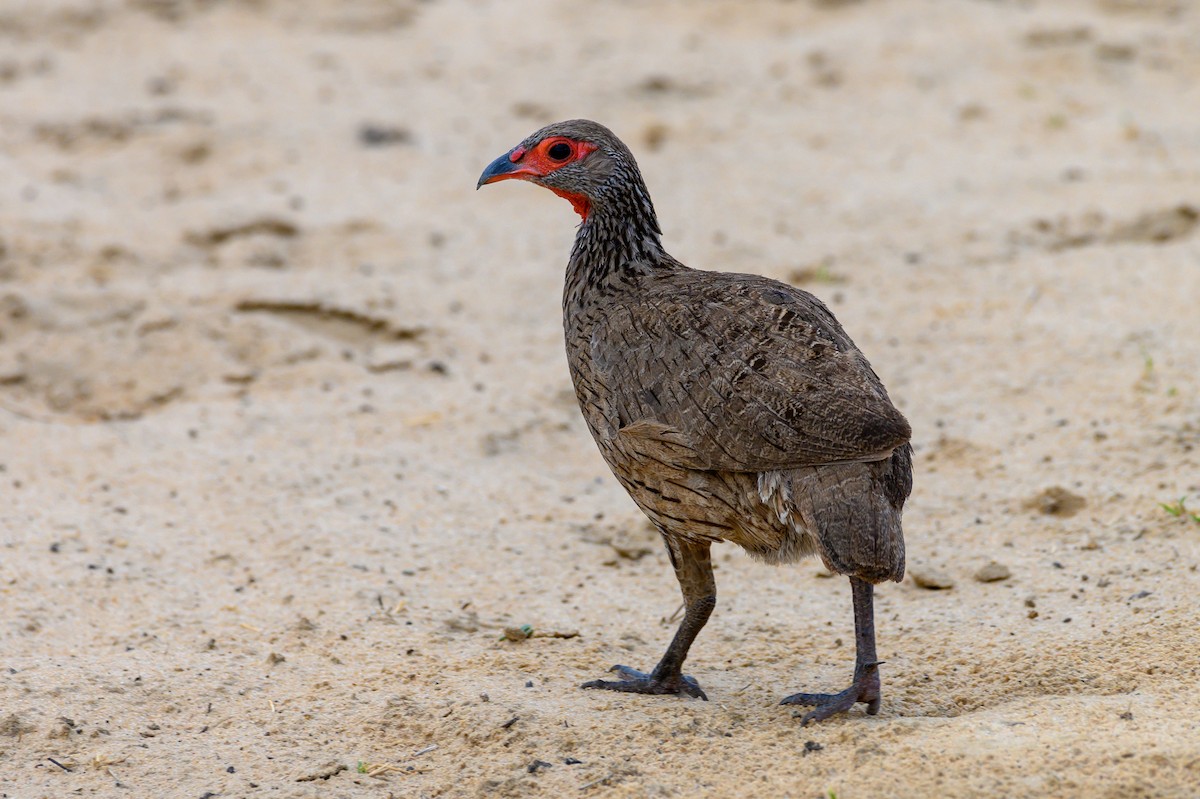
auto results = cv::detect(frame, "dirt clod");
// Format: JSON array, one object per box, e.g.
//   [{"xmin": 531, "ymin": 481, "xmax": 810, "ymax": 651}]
[
  {"xmin": 1023, "ymin": 487, "xmax": 1087, "ymax": 517},
  {"xmin": 974, "ymin": 561, "xmax": 1012, "ymax": 583}
]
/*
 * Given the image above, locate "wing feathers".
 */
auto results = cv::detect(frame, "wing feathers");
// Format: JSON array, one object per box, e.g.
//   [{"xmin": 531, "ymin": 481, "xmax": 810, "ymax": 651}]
[{"xmin": 593, "ymin": 272, "xmax": 910, "ymax": 472}]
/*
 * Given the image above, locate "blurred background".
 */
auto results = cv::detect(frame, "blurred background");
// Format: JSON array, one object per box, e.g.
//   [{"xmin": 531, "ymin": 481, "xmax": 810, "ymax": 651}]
[{"xmin": 1, "ymin": 1, "xmax": 1198, "ymax": 796}]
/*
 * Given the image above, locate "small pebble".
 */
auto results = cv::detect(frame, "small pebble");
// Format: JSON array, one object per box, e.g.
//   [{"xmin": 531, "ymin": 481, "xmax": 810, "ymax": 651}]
[
  {"xmin": 974, "ymin": 561, "xmax": 1011, "ymax": 583},
  {"xmin": 910, "ymin": 566, "xmax": 954, "ymax": 590}
]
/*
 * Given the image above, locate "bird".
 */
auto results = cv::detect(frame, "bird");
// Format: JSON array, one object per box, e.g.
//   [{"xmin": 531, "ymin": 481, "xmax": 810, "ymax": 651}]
[{"xmin": 477, "ymin": 119, "xmax": 913, "ymax": 724}]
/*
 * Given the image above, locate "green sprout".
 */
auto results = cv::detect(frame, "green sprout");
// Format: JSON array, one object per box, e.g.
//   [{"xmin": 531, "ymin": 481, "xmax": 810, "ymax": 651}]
[
  {"xmin": 1160, "ymin": 497, "xmax": 1200, "ymax": 524},
  {"xmin": 500, "ymin": 624, "xmax": 535, "ymax": 641}
]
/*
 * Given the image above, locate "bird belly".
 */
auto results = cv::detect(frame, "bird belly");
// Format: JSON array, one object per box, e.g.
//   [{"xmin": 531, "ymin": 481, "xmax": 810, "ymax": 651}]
[
  {"xmin": 566, "ymin": 344, "xmax": 904, "ymax": 576},
  {"xmin": 571, "ymin": 374, "xmax": 821, "ymax": 561},
  {"xmin": 597, "ymin": 424, "xmax": 906, "ymax": 582},
  {"xmin": 596, "ymin": 425, "xmax": 819, "ymax": 562}
]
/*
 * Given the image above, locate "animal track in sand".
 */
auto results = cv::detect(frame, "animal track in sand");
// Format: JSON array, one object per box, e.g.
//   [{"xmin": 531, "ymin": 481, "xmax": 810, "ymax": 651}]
[
  {"xmin": 233, "ymin": 299, "xmax": 425, "ymax": 349},
  {"xmin": 1011, "ymin": 204, "xmax": 1198, "ymax": 252}
]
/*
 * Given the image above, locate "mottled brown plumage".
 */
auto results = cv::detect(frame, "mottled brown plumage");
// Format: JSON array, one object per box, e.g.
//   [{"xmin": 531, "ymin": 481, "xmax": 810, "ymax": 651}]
[{"xmin": 479, "ymin": 119, "xmax": 913, "ymax": 723}]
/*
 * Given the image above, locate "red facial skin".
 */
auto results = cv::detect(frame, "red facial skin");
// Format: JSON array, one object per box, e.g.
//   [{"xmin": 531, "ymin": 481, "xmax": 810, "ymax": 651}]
[{"xmin": 484, "ymin": 137, "xmax": 599, "ymax": 219}]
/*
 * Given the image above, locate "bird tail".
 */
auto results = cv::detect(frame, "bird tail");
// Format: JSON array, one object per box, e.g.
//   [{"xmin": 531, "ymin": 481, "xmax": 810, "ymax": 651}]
[{"xmin": 794, "ymin": 444, "xmax": 912, "ymax": 584}]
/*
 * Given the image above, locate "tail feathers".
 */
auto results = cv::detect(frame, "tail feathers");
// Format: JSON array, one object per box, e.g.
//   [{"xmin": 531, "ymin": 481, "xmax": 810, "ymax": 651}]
[{"xmin": 796, "ymin": 444, "xmax": 912, "ymax": 583}]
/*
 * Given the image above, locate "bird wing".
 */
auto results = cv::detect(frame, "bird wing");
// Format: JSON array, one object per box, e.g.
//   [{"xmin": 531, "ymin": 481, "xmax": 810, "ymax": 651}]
[{"xmin": 589, "ymin": 272, "xmax": 911, "ymax": 472}]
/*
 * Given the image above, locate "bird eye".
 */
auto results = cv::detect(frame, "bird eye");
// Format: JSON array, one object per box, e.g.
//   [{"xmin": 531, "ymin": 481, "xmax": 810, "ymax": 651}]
[{"xmin": 547, "ymin": 142, "xmax": 572, "ymax": 161}]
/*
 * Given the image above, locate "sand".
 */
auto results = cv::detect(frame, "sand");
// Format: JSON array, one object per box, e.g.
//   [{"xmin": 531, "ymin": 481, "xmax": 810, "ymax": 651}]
[{"xmin": 2, "ymin": 0, "xmax": 1199, "ymax": 796}]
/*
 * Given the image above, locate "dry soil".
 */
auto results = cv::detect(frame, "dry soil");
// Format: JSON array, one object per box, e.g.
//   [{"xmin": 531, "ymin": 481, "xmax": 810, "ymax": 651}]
[{"xmin": 2, "ymin": 1, "xmax": 1199, "ymax": 797}]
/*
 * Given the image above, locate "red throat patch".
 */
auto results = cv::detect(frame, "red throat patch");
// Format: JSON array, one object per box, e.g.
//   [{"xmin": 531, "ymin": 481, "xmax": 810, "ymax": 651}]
[{"xmin": 550, "ymin": 187, "xmax": 591, "ymax": 220}]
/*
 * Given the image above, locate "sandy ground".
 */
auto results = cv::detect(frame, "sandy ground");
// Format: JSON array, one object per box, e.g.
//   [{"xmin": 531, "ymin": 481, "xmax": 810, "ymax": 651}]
[{"xmin": 2, "ymin": 0, "xmax": 1199, "ymax": 796}]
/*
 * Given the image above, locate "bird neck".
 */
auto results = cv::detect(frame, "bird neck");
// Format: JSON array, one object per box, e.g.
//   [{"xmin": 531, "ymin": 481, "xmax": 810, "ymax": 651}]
[{"xmin": 563, "ymin": 182, "xmax": 671, "ymax": 312}]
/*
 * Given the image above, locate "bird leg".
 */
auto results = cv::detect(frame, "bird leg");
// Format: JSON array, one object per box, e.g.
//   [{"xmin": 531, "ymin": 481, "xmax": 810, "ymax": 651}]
[
  {"xmin": 781, "ymin": 577, "xmax": 882, "ymax": 724},
  {"xmin": 582, "ymin": 538, "xmax": 714, "ymax": 700}
]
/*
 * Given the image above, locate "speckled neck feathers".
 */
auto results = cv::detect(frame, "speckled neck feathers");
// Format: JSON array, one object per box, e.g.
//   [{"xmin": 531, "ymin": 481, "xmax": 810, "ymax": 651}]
[{"xmin": 563, "ymin": 146, "xmax": 672, "ymax": 313}]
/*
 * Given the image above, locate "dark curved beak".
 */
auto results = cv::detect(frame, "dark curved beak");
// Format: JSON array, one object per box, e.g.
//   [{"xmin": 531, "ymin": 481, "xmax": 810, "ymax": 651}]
[{"xmin": 477, "ymin": 149, "xmax": 531, "ymax": 189}]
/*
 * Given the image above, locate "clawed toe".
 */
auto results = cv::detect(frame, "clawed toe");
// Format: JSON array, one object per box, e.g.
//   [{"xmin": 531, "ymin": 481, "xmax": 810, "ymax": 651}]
[
  {"xmin": 781, "ymin": 686, "xmax": 877, "ymax": 725},
  {"xmin": 780, "ymin": 662, "xmax": 881, "ymax": 725},
  {"xmin": 581, "ymin": 665, "xmax": 707, "ymax": 700}
]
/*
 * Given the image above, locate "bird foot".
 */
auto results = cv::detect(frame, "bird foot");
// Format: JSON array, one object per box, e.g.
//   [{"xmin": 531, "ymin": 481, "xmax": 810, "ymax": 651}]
[
  {"xmin": 581, "ymin": 665, "xmax": 708, "ymax": 700},
  {"xmin": 780, "ymin": 661, "xmax": 881, "ymax": 725}
]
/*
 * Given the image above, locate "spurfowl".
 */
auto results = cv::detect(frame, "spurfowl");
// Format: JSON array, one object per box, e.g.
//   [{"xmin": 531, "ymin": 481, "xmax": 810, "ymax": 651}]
[{"xmin": 478, "ymin": 120, "xmax": 913, "ymax": 724}]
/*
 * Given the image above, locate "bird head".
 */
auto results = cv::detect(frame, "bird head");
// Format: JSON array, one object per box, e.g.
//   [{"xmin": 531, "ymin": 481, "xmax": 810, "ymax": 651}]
[{"xmin": 476, "ymin": 119, "xmax": 626, "ymax": 220}]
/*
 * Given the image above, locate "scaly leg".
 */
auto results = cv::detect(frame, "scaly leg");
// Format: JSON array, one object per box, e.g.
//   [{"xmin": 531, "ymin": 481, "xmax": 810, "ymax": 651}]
[
  {"xmin": 582, "ymin": 537, "xmax": 714, "ymax": 700},
  {"xmin": 781, "ymin": 577, "xmax": 882, "ymax": 724}
]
